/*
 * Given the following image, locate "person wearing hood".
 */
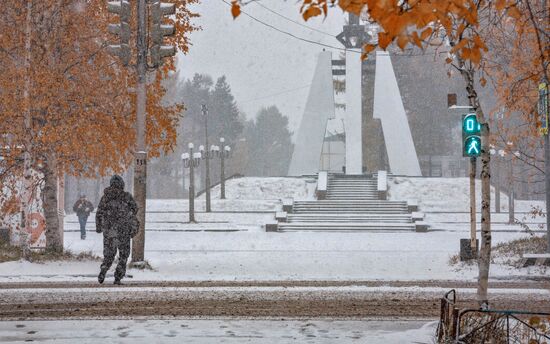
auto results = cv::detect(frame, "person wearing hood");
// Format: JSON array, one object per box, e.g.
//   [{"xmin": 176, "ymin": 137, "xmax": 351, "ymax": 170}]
[
  {"xmin": 73, "ymin": 194, "xmax": 94, "ymax": 240},
  {"xmin": 95, "ymin": 175, "xmax": 139, "ymax": 285}
]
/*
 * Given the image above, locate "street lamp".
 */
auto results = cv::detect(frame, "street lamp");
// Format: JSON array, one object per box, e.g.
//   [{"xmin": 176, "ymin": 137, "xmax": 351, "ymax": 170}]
[
  {"xmin": 199, "ymin": 143, "xmax": 215, "ymax": 211},
  {"xmin": 213, "ymin": 137, "xmax": 231, "ymax": 199},
  {"xmin": 508, "ymin": 150, "xmax": 520, "ymax": 225},
  {"xmin": 181, "ymin": 143, "xmax": 201, "ymax": 223},
  {"xmin": 489, "ymin": 147, "xmax": 506, "ymax": 213},
  {"xmin": 201, "ymin": 104, "xmax": 212, "ymax": 212}
]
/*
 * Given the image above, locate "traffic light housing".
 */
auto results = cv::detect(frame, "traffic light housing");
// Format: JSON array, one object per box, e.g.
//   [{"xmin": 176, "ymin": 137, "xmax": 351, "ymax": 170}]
[
  {"xmin": 149, "ymin": 1, "xmax": 176, "ymax": 67},
  {"xmin": 107, "ymin": 0, "xmax": 131, "ymax": 66},
  {"xmin": 462, "ymin": 113, "xmax": 481, "ymax": 157}
]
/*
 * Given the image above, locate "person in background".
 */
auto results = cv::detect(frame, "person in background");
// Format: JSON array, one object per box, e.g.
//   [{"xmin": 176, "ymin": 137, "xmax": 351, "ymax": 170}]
[
  {"xmin": 95, "ymin": 175, "xmax": 139, "ymax": 285},
  {"xmin": 73, "ymin": 194, "xmax": 94, "ymax": 240}
]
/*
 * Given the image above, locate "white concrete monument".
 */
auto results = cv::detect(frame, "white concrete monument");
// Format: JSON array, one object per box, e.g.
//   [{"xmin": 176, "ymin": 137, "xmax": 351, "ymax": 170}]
[
  {"xmin": 373, "ymin": 51, "xmax": 422, "ymax": 176},
  {"xmin": 344, "ymin": 49, "xmax": 364, "ymax": 175},
  {"xmin": 288, "ymin": 51, "xmax": 335, "ymax": 176}
]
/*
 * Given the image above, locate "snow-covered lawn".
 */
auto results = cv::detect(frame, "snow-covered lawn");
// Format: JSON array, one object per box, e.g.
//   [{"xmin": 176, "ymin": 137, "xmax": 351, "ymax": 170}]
[
  {"xmin": 0, "ymin": 229, "xmax": 539, "ymax": 283},
  {"xmin": 0, "ymin": 319, "xmax": 437, "ymax": 344},
  {"xmin": 199, "ymin": 176, "xmax": 317, "ymax": 201},
  {"xmin": 388, "ymin": 176, "xmax": 544, "ymax": 213}
]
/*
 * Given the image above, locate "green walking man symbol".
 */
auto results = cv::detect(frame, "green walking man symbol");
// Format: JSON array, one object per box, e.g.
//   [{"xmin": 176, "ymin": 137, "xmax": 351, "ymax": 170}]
[{"xmin": 465, "ymin": 136, "xmax": 481, "ymax": 157}]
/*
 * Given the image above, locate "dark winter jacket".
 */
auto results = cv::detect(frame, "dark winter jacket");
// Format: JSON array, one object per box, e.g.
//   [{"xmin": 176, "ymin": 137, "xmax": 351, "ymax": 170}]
[
  {"xmin": 73, "ymin": 199, "xmax": 94, "ymax": 218},
  {"xmin": 95, "ymin": 175, "xmax": 139, "ymax": 239}
]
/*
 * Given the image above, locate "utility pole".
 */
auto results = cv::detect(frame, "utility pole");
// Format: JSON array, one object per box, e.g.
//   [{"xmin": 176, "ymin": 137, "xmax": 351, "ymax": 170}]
[
  {"xmin": 131, "ymin": 0, "xmax": 148, "ymax": 263},
  {"xmin": 201, "ymin": 104, "xmax": 212, "ymax": 212},
  {"xmin": 107, "ymin": 0, "xmax": 176, "ymax": 262}
]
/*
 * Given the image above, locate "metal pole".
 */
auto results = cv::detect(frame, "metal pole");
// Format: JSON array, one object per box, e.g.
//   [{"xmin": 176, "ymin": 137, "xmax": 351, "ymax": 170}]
[
  {"xmin": 189, "ymin": 146, "xmax": 195, "ymax": 223},
  {"xmin": 509, "ymin": 159, "xmax": 515, "ymax": 225},
  {"xmin": 132, "ymin": 0, "xmax": 147, "ymax": 263},
  {"xmin": 546, "ymin": 129, "xmax": 550, "ymax": 252},
  {"xmin": 202, "ymin": 105, "xmax": 211, "ymax": 212},
  {"xmin": 495, "ymin": 156, "xmax": 500, "ymax": 213},
  {"xmin": 470, "ymin": 157, "xmax": 477, "ymax": 254},
  {"xmin": 220, "ymin": 148, "xmax": 225, "ymax": 199}
]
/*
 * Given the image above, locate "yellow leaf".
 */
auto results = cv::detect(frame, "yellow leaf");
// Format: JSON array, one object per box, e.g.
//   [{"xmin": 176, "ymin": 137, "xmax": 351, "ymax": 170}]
[
  {"xmin": 445, "ymin": 57, "xmax": 453, "ymax": 64},
  {"xmin": 495, "ymin": 0, "xmax": 506, "ymax": 11}
]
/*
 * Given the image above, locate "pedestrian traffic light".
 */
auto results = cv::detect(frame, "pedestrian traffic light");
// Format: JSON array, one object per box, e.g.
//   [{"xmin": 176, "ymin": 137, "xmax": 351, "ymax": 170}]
[
  {"xmin": 107, "ymin": 0, "xmax": 131, "ymax": 66},
  {"xmin": 464, "ymin": 136, "xmax": 481, "ymax": 157},
  {"xmin": 149, "ymin": 1, "xmax": 176, "ymax": 67},
  {"xmin": 462, "ymin": 113, "xmax": 481, "ymax": 157}
]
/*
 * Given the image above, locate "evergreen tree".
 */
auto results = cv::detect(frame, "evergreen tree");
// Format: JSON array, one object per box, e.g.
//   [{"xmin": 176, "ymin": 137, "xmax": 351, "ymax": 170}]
[
  {"xmin": 210, "ymin": 76, "xmax": 243, "ymax": 145},
  {"xmin": 245, "ymin": 106, "xmax": 293, "ymax": 176}
]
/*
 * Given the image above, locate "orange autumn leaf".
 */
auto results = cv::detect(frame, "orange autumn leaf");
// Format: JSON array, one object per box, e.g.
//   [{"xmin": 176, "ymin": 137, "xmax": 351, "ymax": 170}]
[
  {"xmin": 378, "ymin": 32, "xmax": 392, "ymax": 49},
  {"xmin": 396, "ymin": 35, "xmax": 408, "ymax": 49},
  {"xmin": 231, "ymin": 1, "xmax": 241, "ymax": 18},
  {"xmin": 420, "ymin": 27, "xmax": 433, "ymax": 40},
  {"xmin": 303, "ymin": 5, "xmax": 322, "ymax": 21},
  {"xmin": 480, "ymin": 77, "xmax": 487, "ymax": 87}
]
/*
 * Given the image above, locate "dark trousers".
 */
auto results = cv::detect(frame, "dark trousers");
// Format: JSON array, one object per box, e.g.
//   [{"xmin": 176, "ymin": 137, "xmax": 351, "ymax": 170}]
[
  {"xmin": 100, "ymin": 236, "xmax": 131, "ymax": 280},
  {"xmin": 78, "ymin": 216, "xmax": 88, "ymax": 239}
]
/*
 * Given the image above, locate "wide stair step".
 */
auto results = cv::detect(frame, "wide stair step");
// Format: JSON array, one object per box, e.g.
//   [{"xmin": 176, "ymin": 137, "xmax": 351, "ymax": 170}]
[
  {"xmin": 278, "ymin": 222, "xmax": 416, "ymax": 231},
  {"xmin": 287, "ymin": 214, "xmax": 413, "ymax": 223}
]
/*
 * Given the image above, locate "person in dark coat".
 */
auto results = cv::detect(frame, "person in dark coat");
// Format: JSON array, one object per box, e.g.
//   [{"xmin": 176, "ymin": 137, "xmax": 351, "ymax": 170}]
[
  {"xmin": 73, "ymin": 195, "xmax": 94, "ymax": 240},
  {"xmin": 95, "ymin": 175, "xmax": 139, "ymax": 285}
]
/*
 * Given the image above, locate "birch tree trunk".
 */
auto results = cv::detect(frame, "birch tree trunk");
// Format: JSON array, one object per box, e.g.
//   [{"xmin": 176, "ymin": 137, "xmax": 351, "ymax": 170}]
[
  {"xmin": 461, "ymin": 67, "xmax": 492, "ymax": 308},
  {"xmin": 42, "ymin": 157, "xmax": 62, "ymax": 252}
]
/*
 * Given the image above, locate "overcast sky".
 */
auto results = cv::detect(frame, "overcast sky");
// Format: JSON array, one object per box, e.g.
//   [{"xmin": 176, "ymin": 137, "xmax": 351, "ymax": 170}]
[{"xmin": 176, "ymin": 0, "xmax": 347, "ymax": 132}]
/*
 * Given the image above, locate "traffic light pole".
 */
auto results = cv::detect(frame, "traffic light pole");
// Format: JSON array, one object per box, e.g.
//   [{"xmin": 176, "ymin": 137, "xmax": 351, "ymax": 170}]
[
  {"xmin": 546, "ymin": 126, "xmax": 550, "ymax": 253},
  {"xmin": 469, "ymin": 157, "xmax": 477, "ymax": 255},
  {"xmin": 131, "ymin": 0, "xmax": 147, "ymax": 263}
]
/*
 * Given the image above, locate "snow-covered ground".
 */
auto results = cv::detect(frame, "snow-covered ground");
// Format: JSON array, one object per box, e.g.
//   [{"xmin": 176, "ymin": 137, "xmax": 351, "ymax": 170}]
[
  {"xmin": 0, "ymin": 229, "xmax": 539, "ymax": 282},
  {"xmin": 388, "ymin": 176, "xmax": 544, "ymax": 213},
  {"xmin": 203, "ymin": 177, "xmax": 317, "ymax": 201},
  {"xmin": 1, "ymin": 176, "xmax": 547, "ymax": 283},
  {"xmin": 0, "ymin": 319, "xmax": 437, "ymax": 344}
]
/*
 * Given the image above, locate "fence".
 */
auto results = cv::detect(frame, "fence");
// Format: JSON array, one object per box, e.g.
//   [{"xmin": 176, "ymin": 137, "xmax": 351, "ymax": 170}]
[{"xmin": 437, "ymin": 289, "xmax": 550, "ymax": 343}]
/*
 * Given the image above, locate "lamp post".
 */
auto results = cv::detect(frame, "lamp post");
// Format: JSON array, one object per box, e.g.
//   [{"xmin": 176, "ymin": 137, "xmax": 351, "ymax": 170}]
[
  {"xmin": 181, "ymin": 143, "xmax": 201, "ymax": 223},
  {"xmin": 508, "ymin": 150, "xmax": 520, "ymax": 225},
  {"xmin": 201, "ymin": 104, "xmax": 212, "ymax": 212},
  {"xmin": 214, "ymin": 137, "xmax": 231, "ymax": 199},
  {"xmin": 199, "ymin": 143, "xmax": 215, "ymax": 211},
  {"xmin": 490, "ymin": 148, "xmax": 505, "ymax": 213}
]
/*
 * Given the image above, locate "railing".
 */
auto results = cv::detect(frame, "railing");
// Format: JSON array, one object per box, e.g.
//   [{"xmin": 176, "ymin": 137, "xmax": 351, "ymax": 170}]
[
  {"xmin": 437, "ymin": 289, "xmax": 550, "ymax": 343},
  {"xmin": 437, "ymin": 289, "xmax": 458, "ymax": 342},
  {"xmin": 457, "ymin": 309, "xmax": 550, "ymax": 344}
]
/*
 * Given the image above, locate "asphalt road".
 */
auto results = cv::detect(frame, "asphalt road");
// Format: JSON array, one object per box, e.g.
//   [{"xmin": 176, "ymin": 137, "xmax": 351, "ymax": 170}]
[{"xmin": 1, "ymin": 280, "xmax": 549, "ymax": 320}]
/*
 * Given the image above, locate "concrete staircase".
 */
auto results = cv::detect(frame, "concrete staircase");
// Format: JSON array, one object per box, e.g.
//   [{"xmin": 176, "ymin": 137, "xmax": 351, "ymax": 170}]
[
  {"xmin": 326, "ymin": 175, "xmax": 378, "ymax": 200},
  {"xmin": 276, "ymin": 173, "xmax": 425, "ymax": 232}
]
